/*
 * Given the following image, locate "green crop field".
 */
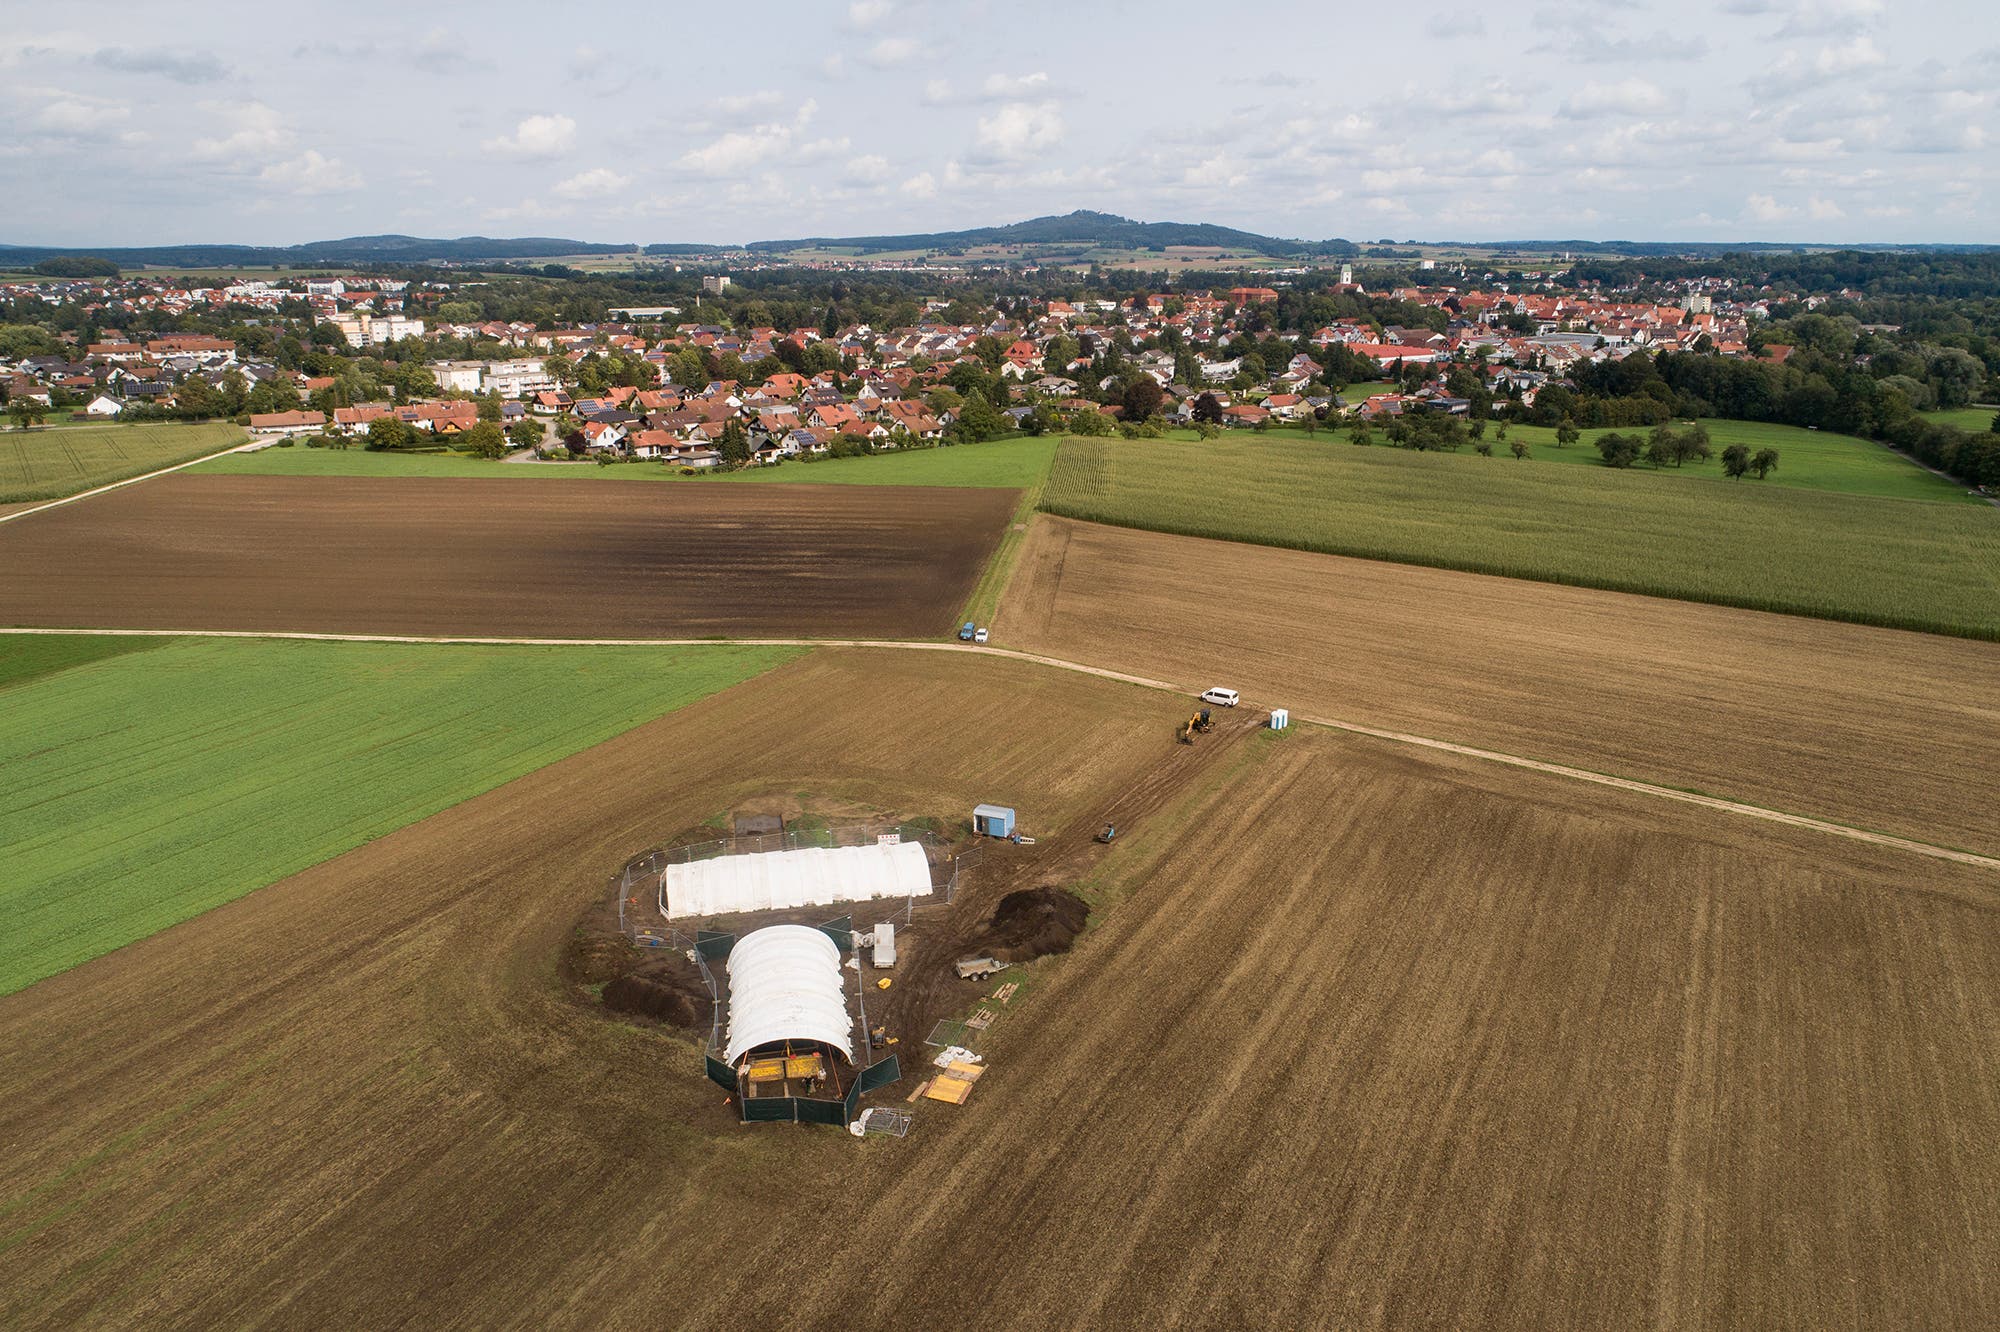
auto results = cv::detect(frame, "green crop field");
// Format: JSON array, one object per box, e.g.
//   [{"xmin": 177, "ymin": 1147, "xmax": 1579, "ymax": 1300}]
[
  {"xmin": 0, "ymin": 636, "xmax": 797, "ymax": 995},
  {"xmin": 1497, "ymin": 420, "xmax": 1977, "ymax": 503},
  {"xmin": 196, "ymin": 435, "xmax": 1058, "ymax": 489},
  {"xmin": 193, "ymin": 446, "xmax": 590, "ymax": 482},
  {"xmin": 698, "ymin": 436, "xmax": 1056, "ymax": 488},
  {"xmin": 1041, "ymin": 435, "xmax": 2000, "ymax": 639},
  {"xmin": 1924, "ymin": 406, "xmax": 1999, "ymax": 434},
  {"xmin": 0, "ymin": 421, "xmax": 245, "ymax": 503}
]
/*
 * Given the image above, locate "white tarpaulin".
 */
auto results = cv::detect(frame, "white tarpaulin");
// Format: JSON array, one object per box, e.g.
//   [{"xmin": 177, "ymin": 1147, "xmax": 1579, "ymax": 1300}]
[
  {"xmin": 723, "ymin": 925, "xmax": 853, "ymax": 1065},
  {"xmin": 663, "ymin": 840, "xmax": 931, "ymax": 921}
]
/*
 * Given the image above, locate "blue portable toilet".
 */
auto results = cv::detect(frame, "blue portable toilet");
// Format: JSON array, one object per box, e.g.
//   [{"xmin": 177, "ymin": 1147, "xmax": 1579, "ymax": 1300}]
[{"xmin": 973, "ymin": 804, "xmax": 1016, "ymax": 839}]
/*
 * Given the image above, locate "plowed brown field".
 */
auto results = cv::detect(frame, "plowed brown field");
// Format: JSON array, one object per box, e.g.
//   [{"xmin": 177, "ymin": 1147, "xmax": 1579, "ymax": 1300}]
[
  {"xmin": 997, "ymin": 515, "xmax": 2000, "ymax": 858},
  {"xmin": 0, "ymin": 475, "xmax": 1015, "ymax": 638},
  {"xmin": 4, "ymin": 649, "xmax": 1995, "ymax": 1330}
]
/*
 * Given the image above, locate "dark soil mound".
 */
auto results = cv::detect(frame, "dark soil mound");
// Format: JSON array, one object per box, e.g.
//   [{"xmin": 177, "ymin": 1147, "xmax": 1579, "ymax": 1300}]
[
  {"xmin": 602, "ymin": 964, "xmax": 709, "ymax": 1029},
  {"xmin": 564, "ymin": 931, "xmax": 640, "ymax": 986},
  {"xmin": 982, "ymin": 887, "xmax": 1089, "ymax": 962}
]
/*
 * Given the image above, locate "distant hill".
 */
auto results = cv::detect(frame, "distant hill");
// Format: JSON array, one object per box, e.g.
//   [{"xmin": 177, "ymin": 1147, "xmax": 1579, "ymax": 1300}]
[
  {"xmin": 0, "ymin": 235, "xmax": 643, "ymax": 270},
  {"xmin": 735, "ymin": 210, "xmax": 1358, "ymax": 258},
  {"xmin": 4, "ymin": 221, "xmax": 1991, "ymax": 276}
]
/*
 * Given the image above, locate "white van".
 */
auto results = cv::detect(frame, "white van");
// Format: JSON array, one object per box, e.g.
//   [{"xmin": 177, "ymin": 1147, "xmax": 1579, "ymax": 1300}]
[{"xmin": 1199, "ymin": 687, "xmax": 1239, "ymax": 708}]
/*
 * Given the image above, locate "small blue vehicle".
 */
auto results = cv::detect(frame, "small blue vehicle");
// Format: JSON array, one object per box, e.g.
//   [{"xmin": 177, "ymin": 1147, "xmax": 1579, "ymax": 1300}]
[{"xmin": 958, "ymin": 621, "xmax": 977, "ymax": 641}]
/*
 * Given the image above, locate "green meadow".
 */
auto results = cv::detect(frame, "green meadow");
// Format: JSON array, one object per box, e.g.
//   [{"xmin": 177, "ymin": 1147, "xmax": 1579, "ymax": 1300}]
[{"xmin": 0, "ymin": 636, "xmax": 797, "ymax": 994}]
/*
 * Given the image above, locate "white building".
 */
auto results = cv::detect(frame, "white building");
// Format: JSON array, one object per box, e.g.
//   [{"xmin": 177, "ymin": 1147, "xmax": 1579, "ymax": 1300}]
[
  {"xmin": 482, "ymin": 358, "xmax": 557, "ymax": 397},
  {"xmin": 332, "ymin": 312, "xmax": 427, "ymax": 347},
  {"xmin": 702, "ymin": 275, "xmax": 732, "ymax": 294},
  {"xmin": 430, "ymin": 361, "xmax": 486, "ymax": 393}
]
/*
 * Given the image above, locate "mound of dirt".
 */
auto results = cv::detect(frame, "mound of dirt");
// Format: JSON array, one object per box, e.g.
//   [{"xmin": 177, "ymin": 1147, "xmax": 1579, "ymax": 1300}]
[
  {"xmin": 602, "ymin": 960, "xmax": 710, "ymax": 1030},
  {"xmin": 980, "ymin": 887, "xmax": 1089, "ymax": 963}
]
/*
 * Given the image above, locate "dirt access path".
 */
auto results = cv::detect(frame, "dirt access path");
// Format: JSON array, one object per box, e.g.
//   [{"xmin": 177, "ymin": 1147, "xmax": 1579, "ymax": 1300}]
[
  {"xmin": 7, "ymin": 624, "xmax": 1993, "ymax": 875},
  {"xmin": 997, "ymin": 515, "xmax": 2000, "ymax": 862}
]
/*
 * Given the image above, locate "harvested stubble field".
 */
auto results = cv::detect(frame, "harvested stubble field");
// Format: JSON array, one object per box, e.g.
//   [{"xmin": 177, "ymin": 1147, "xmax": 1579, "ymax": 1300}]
[
  {"xmin": 0, "ymin": 421, "xmax": 245, "ymax": 503},
  {"xmin": 998, "ymin": 516, "xmax": 2000, "ymax": 859},
  {"xmin": 1040, "ymin": 435, "xmax": 2000, "ymax": 638},
  {"xmin": 2, "ymin": 649, "xmax": 1993, "ymax": 1330},
  {"xmin": 0, "ymin": 474, "xmax": 1015, "ymax": 638}
]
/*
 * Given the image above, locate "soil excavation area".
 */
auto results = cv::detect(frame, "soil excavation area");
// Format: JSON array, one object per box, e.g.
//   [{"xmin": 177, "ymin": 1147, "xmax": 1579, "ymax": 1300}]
[
  {"xmin": 998, "ymin": 515, "xmax": 2000, "ymax": 859},
  {"xmin": 0, "ymin": 474, "xmax": 1016, "ymax": 638},
  {"xmin": 3, "ymin": 648, "xmax": 1995, "ymax": 1330}
]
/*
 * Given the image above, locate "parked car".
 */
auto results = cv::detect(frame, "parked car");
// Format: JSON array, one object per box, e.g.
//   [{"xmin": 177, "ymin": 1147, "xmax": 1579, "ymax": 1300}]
[
  {"xmin": 1199, "ymin": 687, "xmax": 1240, "ymax": 707},
  {"xmin": 974, "ymin": 627, "xmax": 989, "ymax": 644},
  {"xmin": 958, "ymin": 621, "xmax": 976, "ymax": 641}
]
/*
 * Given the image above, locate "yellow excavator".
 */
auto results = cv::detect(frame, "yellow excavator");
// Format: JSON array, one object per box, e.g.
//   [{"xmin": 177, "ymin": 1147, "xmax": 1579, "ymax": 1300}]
[{"xmin": 1176, "ymin": 709, "xmax": 1214, "ymax": 744}]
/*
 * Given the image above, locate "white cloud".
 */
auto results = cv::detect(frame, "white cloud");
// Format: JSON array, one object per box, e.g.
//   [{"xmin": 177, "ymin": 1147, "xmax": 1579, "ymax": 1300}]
[
  {"xmin": 1807, "ymin": 194, "xmax": 1845, "ymax": 219},
  {"xmin": 190, "ymin": 100, "xmax": 292, "ymax": 160},
  {"xmin": 679, "ymin": 101, "xmax": 819, "ymax": 176},
  {"xmin": 843, "ymin": 154, "xmax": 891, "ymax": 185},
  {"xmin": 974, "ymin": 100, "xmax": 1064, "ymax": 159},
  {"xmin": 900, "ymin": 171, "xmax": 938, "ymax": 199},
  {"xmin": 259, "ymin": 149, "xmax": 362, "ymax": 195},
  {"xmin": 483, "ymin": 113, "xmax": 576, "ymax": 159},
  {"xmin": 1815, "ymin": 35, "xmax": 1885, "ymax": 75},
  {"xmin": 1744, "ymin": 192, "xmax": 1794, "ymax": 222},
  {"xmin": 34, "ymin": 97, "xmax": 129, "ymax": 135},
  {"xmin": 847, "ymin": 0, "xmax": 893, "ymax": 26},
  {"xmin": 865, "ymin": 37, "xmax": 922, "ymax": 67},
  {"xmin": 716, "ymin": 90, "xmax": 784, "ymax": 115},
  {"xmin": 553, "ymin": 167, "xmax": 631, "ymax": 199},
  {"xmin": 1558, "ymin": 79, "xmax": 1675, "ymax": 117},
  {"xmin": 983, "ymin": 71, "xmax": 1050, "ymax": 98},
  {"xmin": 923, "ymin": 71, "xmax": 1052, "ymax": 106}
]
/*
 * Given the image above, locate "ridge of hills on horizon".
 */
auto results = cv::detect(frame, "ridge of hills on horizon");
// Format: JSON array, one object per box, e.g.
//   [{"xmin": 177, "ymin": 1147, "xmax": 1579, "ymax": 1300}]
[{"xmin": 3, "ymin": 210, "xmax": 1994, "ymax": 270}]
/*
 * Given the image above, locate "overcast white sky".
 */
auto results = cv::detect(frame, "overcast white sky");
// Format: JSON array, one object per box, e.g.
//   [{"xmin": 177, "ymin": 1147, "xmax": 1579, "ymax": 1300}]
[{"xmin": 2, "ymin": 0, "xmax": 1994, "ymax": 247}]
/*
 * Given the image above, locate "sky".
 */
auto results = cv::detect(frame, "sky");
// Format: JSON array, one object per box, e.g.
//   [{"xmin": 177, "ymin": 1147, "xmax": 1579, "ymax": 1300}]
[{"xmin": 1, "ymin": 0, "xmax": 1995, "ymax": 247}]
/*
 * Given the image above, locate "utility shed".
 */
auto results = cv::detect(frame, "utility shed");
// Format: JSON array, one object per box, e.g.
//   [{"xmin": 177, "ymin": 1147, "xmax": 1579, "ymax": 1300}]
[
  {"xmin": 663, "ymin": 841, "xmax": 930, "ymax": 920},
  {"xmin": 973, "ymin": 804, "xmax": 1016, "ymax": 838},
  {"xmin": 723, "ymin": 925, "xmax": 854, "ymax": 1066}
]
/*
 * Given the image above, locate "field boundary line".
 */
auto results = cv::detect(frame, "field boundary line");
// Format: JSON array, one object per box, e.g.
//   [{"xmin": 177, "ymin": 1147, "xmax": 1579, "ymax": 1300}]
[
  {"xmin": 0, "ymin": 437, "xmax": 259, "ymax": 527},
  {"xmin": 2, "ymin": 626, "xmax": 1991, "ymax": 872}
]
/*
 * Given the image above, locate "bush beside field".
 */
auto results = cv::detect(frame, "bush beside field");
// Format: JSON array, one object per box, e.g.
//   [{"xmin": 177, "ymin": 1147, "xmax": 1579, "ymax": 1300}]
[
  {"xmin": 0, "ymin": 421, "xmax": 246, "ymax": 503},
  {"xmin": 0, "ymin": 638, "xmax": 799, "ymax": 994},
  {"xmin": 1041, "ymin": 435, "xmax": 2000, "ymax": 639}
]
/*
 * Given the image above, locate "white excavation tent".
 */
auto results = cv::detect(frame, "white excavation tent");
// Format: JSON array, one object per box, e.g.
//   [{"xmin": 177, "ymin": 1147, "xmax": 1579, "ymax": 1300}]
[
  {"xmin": 662, "ymin": 840, "xmax": 930, "ymax": 921},
  {"xmin": 723, "ymin": 925, "xmax": 854, "ymax": 1066}
]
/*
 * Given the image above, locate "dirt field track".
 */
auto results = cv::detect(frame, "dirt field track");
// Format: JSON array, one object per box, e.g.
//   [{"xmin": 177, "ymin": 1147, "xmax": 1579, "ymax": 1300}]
[
  {"xmin": 3, "ymin": 649, "xmax": 1994, "ymax": 1330},
  {"xmin": 998, "ymin": 516, "xmax": 2000, "ymax": 859},
  {"xmin": 0, "ymin": 475, "xmax": 1015, "ymax": 638}
]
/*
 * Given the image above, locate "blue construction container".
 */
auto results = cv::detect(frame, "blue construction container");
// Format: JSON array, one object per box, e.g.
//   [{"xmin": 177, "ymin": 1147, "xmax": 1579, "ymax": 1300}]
[{"xmin": 973, "ymin": 804, "xmax": 1016, "ymax": 838}]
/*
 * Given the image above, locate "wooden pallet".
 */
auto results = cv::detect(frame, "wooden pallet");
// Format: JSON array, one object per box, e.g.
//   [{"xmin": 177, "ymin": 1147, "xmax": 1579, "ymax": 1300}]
[
  {"xmin": 964, "ymin": 1007, "xmax": 997, "ymax": 1031},
  {"xmin": 991, "ymin": 982, "xmax": 1020, "ymax": 1004},
  {"xmin": 906, "ymin": 1078, "xmax": 933, "ymax": 1103}
]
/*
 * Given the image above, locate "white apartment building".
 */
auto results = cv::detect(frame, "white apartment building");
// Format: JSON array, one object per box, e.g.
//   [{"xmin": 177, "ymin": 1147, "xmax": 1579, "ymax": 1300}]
[{"xmin": 333, "ymin": 312, "xmax": 427, "ymax": 347}]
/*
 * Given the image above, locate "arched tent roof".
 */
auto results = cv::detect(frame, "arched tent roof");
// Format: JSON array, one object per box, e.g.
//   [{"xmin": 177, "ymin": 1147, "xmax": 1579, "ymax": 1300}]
[{"xmin": 723, "ymin": 925, "xmax": 854, "ymax": 1067}]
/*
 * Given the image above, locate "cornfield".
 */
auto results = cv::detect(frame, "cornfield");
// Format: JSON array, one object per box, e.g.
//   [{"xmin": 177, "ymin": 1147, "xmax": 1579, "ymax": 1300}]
[{"xmin": 1041, "ymin": 436, "xmax": 2000, "ymax": 639}]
